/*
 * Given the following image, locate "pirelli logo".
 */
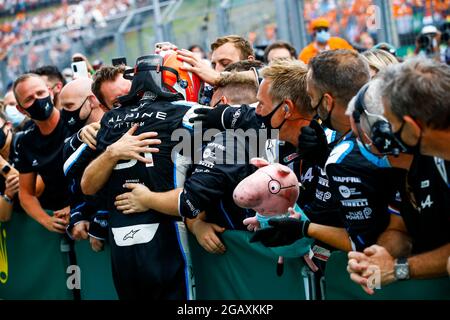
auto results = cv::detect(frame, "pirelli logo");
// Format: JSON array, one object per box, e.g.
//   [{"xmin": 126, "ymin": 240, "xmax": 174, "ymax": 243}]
[{"xmin": 341, "ymin": 199, "xmax": 369, "ymax": 207}]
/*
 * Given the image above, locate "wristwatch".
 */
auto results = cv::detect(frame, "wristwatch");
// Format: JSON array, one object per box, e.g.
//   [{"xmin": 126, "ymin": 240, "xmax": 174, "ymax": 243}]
[
  {"xmin": 394, "ymin": 257, "xmax": 410, "ymax": 280},
  {"xmin": 2, "ymin": 194, "xmax": 13, "ymax": 205}
]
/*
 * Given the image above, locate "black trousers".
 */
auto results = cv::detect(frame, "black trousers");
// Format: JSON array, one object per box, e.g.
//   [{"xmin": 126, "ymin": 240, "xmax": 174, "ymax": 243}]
[{"xmin": 109, "ymin": 221, "xmax": 189, "ymax": 300}]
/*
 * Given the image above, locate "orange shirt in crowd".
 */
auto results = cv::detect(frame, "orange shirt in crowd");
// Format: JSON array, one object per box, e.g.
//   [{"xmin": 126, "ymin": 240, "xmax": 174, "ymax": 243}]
[{"xmin": 298, "ymin": 37, "xmax": 354, "ymax": 64}]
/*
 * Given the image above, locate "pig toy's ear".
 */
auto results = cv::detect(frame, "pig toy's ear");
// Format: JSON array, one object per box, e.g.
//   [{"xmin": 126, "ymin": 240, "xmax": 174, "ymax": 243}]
[
  {"xmin": 277, "ymin": 165, "xmax": 292, "ymax": 177},
  {"xmin": 250, "ymin": 158, "xmax": 270, "ymax": 168}
]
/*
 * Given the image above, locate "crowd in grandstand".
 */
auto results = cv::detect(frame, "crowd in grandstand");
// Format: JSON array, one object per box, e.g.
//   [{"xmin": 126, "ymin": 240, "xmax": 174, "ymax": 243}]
[
  {"xmin": 0, "ymin": 1, "xmax": 449, "ymax": 300},
  {"xmin": 0, "ymin": 0, "xmax": 135, "ymax": 62}
]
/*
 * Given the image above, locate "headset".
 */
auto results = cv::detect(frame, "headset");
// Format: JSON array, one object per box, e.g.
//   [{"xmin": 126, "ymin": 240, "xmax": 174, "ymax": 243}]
[{"xmin": 352, "ymin": 83, "xmax": 405, "ymax": 156}]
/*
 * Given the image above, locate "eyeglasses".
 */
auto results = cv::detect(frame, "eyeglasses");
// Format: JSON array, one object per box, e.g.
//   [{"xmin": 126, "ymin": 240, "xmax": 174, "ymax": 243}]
[
  {"xmin": 262, "ymin": 172, "xmax": 297, "ymax": 195},
  {"xmin": 361, "ymin": 108, "xmax": 389, "ymax": 128}
]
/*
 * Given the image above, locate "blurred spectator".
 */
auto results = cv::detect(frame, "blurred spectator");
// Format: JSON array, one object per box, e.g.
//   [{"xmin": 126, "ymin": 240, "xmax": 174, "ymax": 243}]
[
  {"xmin": 92, "ymin": 59, "xmax": 104, "ymax": 71},
  {"xmin": 62, "ymin": 67, "xmax": 73, "ymax": 83},
  {"xmin": 187, "ymin": 44, "xmax": 211, "ymax": 69},
  {"xmin": 299, "ymin": 17, "xmax": 354, "ymax": 64},
  {"xmin": 0, "ymin": 100, "xmax": 43, "ymax": 222},
  {"xmin": 3, "ymin": 90, "xmax": 28, "ymax": 131},
  {"xmin": 259, "ymin": 23, "xmax": 277, "ymax": 46},
  {"xmin": 356, "ymin": 32, "xmax": 375, "ymax": 51},
  {"xmin": 0, "ymin": 112, "xmax": 20, "ymax": 222},
  {"xmin": 188, "ymin": 44, "xmax": 207, "ymax": 60},
  {"xmin": 263, "ymin": 41, "xmax": 297, "ymax": 63},
  {"xmin": 0, "ymin": 0, "xmax": 133, "ymax": 81},
  {"xmin": 414, "ymin": 25, "xmax": 441, "ymax": 60}
]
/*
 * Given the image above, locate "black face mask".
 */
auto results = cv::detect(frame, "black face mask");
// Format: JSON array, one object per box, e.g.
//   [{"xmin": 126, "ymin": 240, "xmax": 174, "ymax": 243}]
[
  {"xmin": 393, "ymin": 121, "xmax": 422, "ymax": 155},
  {"xmin": 61, "ymin": 97, "xmax": 91, "ymax": 131},
  {"xmin": 256, "ymin": 101, "xmax": 286, "ymax": 130},
  {"xmin": 26, "ymin": 96, "xmax": 54, "ymax": 121},
  {"xmin": 321, "ymin": 109, "xmax": 334, "ymax": 131},
  {"xmin": 0, "ymin": 123, "xmax": 10, "ymax": 150},
  {"xmin": 313, "ymin": 95, "xmax": 334, "ymax": 130}
]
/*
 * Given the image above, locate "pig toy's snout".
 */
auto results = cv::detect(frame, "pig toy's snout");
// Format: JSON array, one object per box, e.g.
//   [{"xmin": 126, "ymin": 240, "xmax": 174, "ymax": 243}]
[{"xmin": 233, "ymin": 188, "xmax": 261, "ymax": 208}]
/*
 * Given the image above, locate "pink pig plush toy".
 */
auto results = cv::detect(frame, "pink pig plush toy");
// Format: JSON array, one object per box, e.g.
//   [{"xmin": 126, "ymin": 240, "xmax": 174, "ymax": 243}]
[
  {"xmin": 233, "ymin": 158, "xmax": 303, "ymax": 275},
  {"xmin": 233, "ymin": 158, "xmax": 301, "ymax": 229}
]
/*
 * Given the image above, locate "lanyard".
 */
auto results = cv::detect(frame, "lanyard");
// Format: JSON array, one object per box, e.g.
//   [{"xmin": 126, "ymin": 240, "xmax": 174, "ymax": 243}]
[{"xmin": 434, "ymin": 157, "xmax": 449, "ymax": 188}]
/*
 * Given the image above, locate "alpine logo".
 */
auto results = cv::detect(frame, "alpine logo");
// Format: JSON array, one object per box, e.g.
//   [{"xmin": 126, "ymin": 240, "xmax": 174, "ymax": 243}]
[
  {"xmin": 123, "ymin": 229, "xmax": 140, "ymax": 241},
  {"xmin": 421, "ymin": 195, "xmax": 433, "ymax": 209}
]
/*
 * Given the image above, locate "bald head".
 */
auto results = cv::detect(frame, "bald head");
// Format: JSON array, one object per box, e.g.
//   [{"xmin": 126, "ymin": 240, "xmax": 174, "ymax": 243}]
[
  {"xmin": 60, "ymin": 78, "xmax": 93, "ymax": 105},
  {"xmin": 60, "ymin": 78, "xmax": 103, "ymax": 124},
  {"xmin": 60, "ymin": 78, "xmax": 94, "ymax": 112}
]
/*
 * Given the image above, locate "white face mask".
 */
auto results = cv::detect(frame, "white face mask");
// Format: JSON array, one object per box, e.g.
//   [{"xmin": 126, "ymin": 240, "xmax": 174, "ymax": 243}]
[{"xmin": 5, "ymin": 104, "xmax": 26, "ymax": 127}]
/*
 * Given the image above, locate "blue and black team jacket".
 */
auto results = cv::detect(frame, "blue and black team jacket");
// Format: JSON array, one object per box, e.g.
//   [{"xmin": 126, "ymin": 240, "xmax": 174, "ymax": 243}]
[
  {"xmin": 63, "ymin": 132, "xmax": 108, "ymax": 240},
  {"xmin": 324, "ymin": 136, "xmax": 407, "ymax": 252}
]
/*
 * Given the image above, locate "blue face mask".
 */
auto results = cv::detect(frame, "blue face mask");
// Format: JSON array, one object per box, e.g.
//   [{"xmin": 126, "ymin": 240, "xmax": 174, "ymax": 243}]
[
  {"xmin": 316, "ymin": 30, "xmax": 330, "ymax": 43},
  {"xmin": 5, "ymin": 104, "xmax": 26, "ymax": 127}
]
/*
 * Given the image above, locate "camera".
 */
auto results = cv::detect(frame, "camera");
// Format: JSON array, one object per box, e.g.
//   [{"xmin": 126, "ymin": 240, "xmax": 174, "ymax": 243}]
[
  {"xmin": 112, "ymin": 57, "xmax": 127, "ymax": 66},
  {"xmin": 417, "ymin": 25, "xmax": 438, "ymax": 55},
  {"xmin": 418, "ymin": 33, "xmax": 434, "ymax": 51},
  {"xmin": 440, "ymin": 22, "xmax": 450, "ymax": 44},
  {"xmin": 442, "ymin": 31, "xmax": 450, "ymax": 44}
]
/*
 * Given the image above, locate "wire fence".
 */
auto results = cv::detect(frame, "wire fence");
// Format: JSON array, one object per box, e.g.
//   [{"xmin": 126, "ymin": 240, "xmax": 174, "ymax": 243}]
[{"xmin": 1, "ymin": 0, "xmax": 449, "ymax": 94}]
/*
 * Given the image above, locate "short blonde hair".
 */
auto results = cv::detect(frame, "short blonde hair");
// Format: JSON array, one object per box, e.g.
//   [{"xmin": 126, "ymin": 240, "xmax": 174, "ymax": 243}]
[
  {"xmin": 260, "ymin": 60, "xmax": 313, "ymax": 116},
  {"xmin": 215, "ymin": 72, "xmax": 258, "ymax": 105},
  {"xmin": 361, "ymin": 49, "xmax": 398, "ymax": 74}
]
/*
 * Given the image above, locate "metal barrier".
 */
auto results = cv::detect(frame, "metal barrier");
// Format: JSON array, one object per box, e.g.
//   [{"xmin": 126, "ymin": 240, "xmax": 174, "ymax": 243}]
[{"xmin": 2, "ymin": 0, "xmax": 448, "ymax": 95}]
